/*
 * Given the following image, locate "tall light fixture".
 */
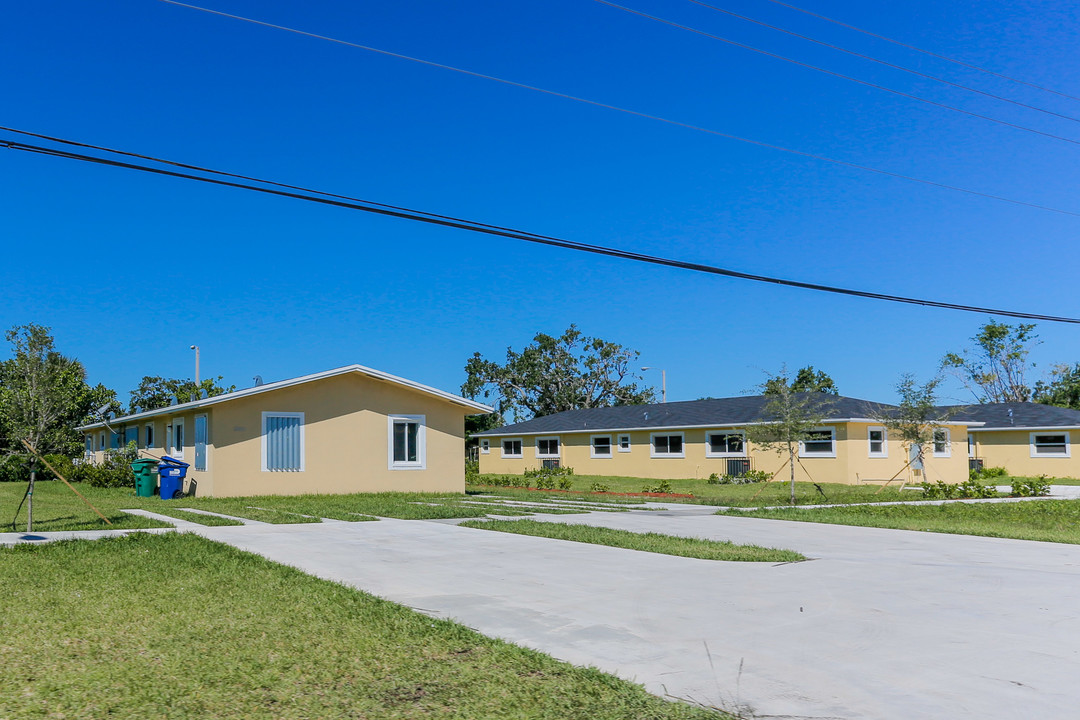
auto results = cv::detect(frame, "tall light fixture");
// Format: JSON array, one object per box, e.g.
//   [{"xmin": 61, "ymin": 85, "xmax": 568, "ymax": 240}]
[
  {"xmin": 641, "ymin": 366, "xmax": 666, "ymax": 403},
  {"xmin": 190, "ymin": 345, "xmax": 200, "ymax": 386}
]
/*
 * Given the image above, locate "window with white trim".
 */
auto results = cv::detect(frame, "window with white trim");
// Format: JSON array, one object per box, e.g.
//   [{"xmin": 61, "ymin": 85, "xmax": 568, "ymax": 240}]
[
  {"xmin": 262, "ymin": 412, "xmax": 304, "ymax": 472},
  {"xmin": 169, "ymin": 420, "xmax": 185, "ymax": 460},
  {"xmin": 651, "ymin": 432, "xmax": 684, "ymax": 458},
  {"xmin": 967, "ymin": 435, "xmax": 975, "ymax": 458},
  {"xmin": 480, "ymin": 439, "xmax": 490, "ymax": 454},
  {"xmin": 502, "ymin": 438, "xmax": 523, "ymax": 458},
  {"xmin": 1031, "ymin": 432, "xmax": 1070, "ymax": 458},
  {"xmin": 932, "ymin": 428, "xmax": 951, "ymax": 457},
  {"xmin": 389, "ymin": 415, "xmax": 426, "ymax": 470},
  {"xmin": 618, "ymin": 434, "xmax": 631, "ymax": 452},
  {"xmin": 706, "ymin": 432, "xmax": 745, "ymax": 457},
  {"xmin": 591, "ymin": 435, "xmax": 612, "ymax": 458},
  {"xmin": 801, "ymin": 428, "xmax": 835, "ymax": 458},
  {"xmin": 536, "ymin": 437, "xmax": 560, "ymax": 458},
  {"xmin": 867, "ymin": 427, "xmax": 887, "ymax": 458}
]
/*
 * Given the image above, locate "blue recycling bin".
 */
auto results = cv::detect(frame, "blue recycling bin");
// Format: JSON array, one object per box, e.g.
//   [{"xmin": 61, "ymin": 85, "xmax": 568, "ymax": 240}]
[{"xmin": 157, "ymin": 457, "xmax": 189, "ymax": 500}]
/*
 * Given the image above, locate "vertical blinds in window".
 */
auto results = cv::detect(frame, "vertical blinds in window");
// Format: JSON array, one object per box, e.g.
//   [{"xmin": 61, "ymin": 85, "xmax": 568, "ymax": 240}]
[{"xmin": 265, "ymin": 415, "xmax": 301, "ymax": 471}]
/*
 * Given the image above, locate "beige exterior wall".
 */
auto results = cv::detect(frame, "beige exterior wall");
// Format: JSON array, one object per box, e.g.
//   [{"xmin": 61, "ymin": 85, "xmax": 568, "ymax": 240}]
[
  {"xmin": 478, "ymin": 421, "xmax": 970, "ymax": 485},
  {"xmin": 971, "ymin": 429, "xmax": 1080, "ymax": 478},
  {"xmin": 83, "ymin": 373, "xmax": 474, "ymax": 497}
]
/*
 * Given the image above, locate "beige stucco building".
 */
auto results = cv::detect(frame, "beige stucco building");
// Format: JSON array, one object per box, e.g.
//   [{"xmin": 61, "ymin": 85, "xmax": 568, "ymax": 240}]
[
  {"xmin": 78, "ymin": 365, "xmax": 492, "ymax": 498},
  {"xmin": 476, "ymin": 395, "xmax": 973, "ymax": 485},
  {"xmin": 950, "ymin": 403, "xmax": 1080, "ymax": 479}
]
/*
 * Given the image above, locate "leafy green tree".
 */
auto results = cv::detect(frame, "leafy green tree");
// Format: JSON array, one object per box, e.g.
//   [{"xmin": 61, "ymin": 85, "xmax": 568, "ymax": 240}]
[
  {"xmin": 0, "ymin": 324, "xmax": 118, "ymax": 457},
  {"xmin": 942, "ymin": 321, "xmax": 1039, "ymax": 403},
  {"xmin": 745, "ymin": 367, "xmax": 833, "ymax": 505},
  {"xmin": 877, "ymin": 373, "xmax": 951, "ymax": 481},
  {"xmin": 765, "ymin": 365, "xmax": 838, "ymax": 396},
  {"xmin": 462, "ymin": 325, "xmax": 655, "ymax": 420},
  {"xmin": 128, "ymin": 376, "xmax": 235, "ymax": 414},
  {"xmin": 1033, "ymin": 363, "xmax": 1080, "ymax": 410}
]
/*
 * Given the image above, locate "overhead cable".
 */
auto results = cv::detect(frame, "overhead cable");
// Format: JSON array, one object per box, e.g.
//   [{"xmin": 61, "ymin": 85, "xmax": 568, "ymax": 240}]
[
  {"xmin": 593, "ymin": 0, "xmax": 1080, "ymax": 147},
  {"xmin": 3, "ymin": 135, "xmax": 1079, "ymax": 325},
  {"xmin": 678, "ymin": 0, "xmax": 1080, "ymax": 123},
  {"xmin": 759, "ymin": 0, "xmax": 1080, "ymax": 103},
  {"xmin": 152, "ymin": 2, "xmax": 1080, "ymax": 218}
]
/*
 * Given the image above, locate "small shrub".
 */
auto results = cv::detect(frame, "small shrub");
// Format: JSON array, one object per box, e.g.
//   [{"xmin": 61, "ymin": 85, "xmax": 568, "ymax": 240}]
[
  {"xmin": 1010, "ymin": 476, "xmax": 1051, "ymax": 497},
  {"xmin": 590, "ymin": 482, "xmax": 611, "ymax": 493},
  {"xmin": 707, "ymin": 472, "xmax": 720, "ymax": 485},
  {"xmin": 465, "ymin": 459, "xmax": 480, "ymax": 484},
  {"xmin": 955, "ymin": 478, "xmax": 998, "ymax": 499},
  {"xmin": 969, "ymin": 465, "xmax": 1009, "ymax": 481},
  {"xmin": 556, "ymin": 477, "xmax": 573, "ymax": 490},
  {"xmin": 742, "ymin": 469, "xmax": 772, "ymax": 484},
  {"xmin": 641, "ymin": 480, "xmax": 674, "ymax": 494},
  {"xmin": 534, "ymin": 476, "xmax": 555, "ymax": 490},
  {"xmin": 523, "ymin": 465, "xmax": 573, "ymax": 490},
  {"xmin": 920, "ymin": 480, "xmax": 956, "ymax": 500}
]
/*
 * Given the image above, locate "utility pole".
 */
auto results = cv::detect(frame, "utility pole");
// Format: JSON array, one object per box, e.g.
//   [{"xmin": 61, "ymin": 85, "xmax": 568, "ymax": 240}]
[{"xmin": 190, "ymin": 345, "xmax": 200, "ymax": 386}]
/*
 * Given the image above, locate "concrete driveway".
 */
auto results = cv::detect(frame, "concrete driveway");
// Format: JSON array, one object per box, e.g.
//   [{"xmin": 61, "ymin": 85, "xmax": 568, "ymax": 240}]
[{"xmin": 146, "ymin": 505, "xmax": 1080, "ymax": 720}]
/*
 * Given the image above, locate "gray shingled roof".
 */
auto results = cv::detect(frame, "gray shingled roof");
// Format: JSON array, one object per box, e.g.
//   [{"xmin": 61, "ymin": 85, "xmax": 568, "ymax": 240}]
[
  {"xmin": 942, "ymin": 402, "xmax": 1080, "ymax": 430},
  {"xmin": 476, "ymin": 394, "xmax": 896, "ymax": 436}
]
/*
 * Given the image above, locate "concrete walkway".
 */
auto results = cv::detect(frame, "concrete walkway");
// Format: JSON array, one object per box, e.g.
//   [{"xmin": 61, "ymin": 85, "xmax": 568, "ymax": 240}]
[{"xmin": 4, "ymin": 501, "xmax": 1080, "ymax": 718}]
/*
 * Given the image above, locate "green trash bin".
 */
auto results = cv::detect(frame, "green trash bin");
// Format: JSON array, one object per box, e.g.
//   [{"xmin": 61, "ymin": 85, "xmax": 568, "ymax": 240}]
[{"xmin": 131, "ymin": 458, "xmax": 159, "ymax": 498}]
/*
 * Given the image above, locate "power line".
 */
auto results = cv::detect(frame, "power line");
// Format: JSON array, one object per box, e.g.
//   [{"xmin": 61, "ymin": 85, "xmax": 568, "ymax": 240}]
[
  {"xmin": 154, "ymin": 1, "xmax": 1080, "ymax": 218},
  {"xmin": 679, "ymin": 0, "xmax": 1080, "ymax": 124},
  {"xmin": 760, "ymin": 0, "xmax": 1080, "ymax": 103},
  {"xmin": 593, "ymin": 0, "xmax": 1080, "ymax": 147},
  {"xmin": 3, "ymin": 134, "xmax": 1079, "ymax": 325}
]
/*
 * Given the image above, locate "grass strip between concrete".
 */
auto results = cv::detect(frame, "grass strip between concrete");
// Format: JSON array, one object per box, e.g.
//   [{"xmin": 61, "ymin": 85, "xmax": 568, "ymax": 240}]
[
  {"xmin": 0, "ymin": 533, "xmax": 728, "ymax": 720},
  {"xmin": 459, "ymin": 518, "xmax": 805, "ymax": 562},
  {"xmin": 719, "ymin": 499, "xmax": 1080, "ymax": 544}
]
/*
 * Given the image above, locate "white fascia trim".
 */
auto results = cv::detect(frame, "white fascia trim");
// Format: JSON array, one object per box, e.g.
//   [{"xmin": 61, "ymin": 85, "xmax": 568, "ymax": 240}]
[
  {"xmin": 971, "ymin": 425, "xmax": 1080, "ymax": 433},
  {"xmin": 78, "ymin": 364, "xmax": 494, "ymax": 430},
  {"xmin": 1030, "ymin": 431, "xmax": 1071, "ymax": 458}
]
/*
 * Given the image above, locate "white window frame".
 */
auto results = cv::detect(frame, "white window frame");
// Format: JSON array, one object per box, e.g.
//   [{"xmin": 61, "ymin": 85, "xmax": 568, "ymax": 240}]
[
  {"xmin": 480, "ymin": 438, "xmax": 490, "ymax": 454},
  {"xmin": 800, "ymin": 427, "xmax": 836, "ymax": 458},
  {"xmin": 968, "ymin": 435, "xmax": 975, "ymax": 458},
  {"xmin": 170, "ymin": 418, "xmax": 185, "ymax": 460},
  {"xmin": 591, "ymin": 434, "xmax": 613, "ymax": 458},
  {"xmin": 617, "ymin": 434, "xmax": 631, "ymax": 452},
  {"xmin": 867, "ymin": 426, "xmax": 888, "ymax": 458},
  {"xmin": 705, "ymin": 431, "xmax": 746, "ymax": 458},
  {"xmin": 1030, "ymin": 431, "xmax": 1070, "ymax": 458},
  {"xmin": 261, "ymin": 411, "xmax": 306, "ymax": 472},
  {"xmin": 388, "ymin": 414, "xmax": 426, "ymax": 470},
  {"xmin": 536, "ymin": 436, "xmax": 560, "ymax": 459},
  {"xmin": 145, "ymin": 422, "xmax": 155, "ymax": 449},
  {"xmin": 650, "ymin": 432, "xmax": 685, "ymax": 458},
  {"xmin": 501, "ymin": 438, "xmax": 523, "ymax": 459},
  {"xmin": 932, "ymin": 428, "xmax": 951, "ymax": 458}
]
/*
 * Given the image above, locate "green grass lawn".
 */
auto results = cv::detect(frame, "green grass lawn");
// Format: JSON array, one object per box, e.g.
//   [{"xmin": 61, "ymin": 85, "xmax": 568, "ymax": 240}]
[
  {"xmin": 0, "ymin": 533, "xmax": 727, "ymax": 719},
  {"xmin": 1, "ymin": 482, "xmax": 603, "ymax": 533},
  {"xmin": 471, "ymin": 474, "xmax": 921, "ymax": 506},
  {"xmin": 459, "ymin": 519, "xmax": 804, "ymax": 562},
  {"xmin": 720, "ymin": 499, "xmax": 1080, "ymax": 544}
]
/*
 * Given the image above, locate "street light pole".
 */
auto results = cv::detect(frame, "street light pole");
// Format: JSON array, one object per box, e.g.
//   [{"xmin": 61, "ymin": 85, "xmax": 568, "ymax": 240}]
[
  {"xmin": 190, "ymin": 345, "xmax": 200, "ymax": 386},
  {"xmin": 641, "ymin": 366, "xmax": 667, "ymax": 403}
]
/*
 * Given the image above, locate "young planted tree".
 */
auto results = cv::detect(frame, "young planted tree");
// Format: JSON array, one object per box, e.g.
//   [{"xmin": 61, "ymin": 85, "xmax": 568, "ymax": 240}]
[
  {"xmin": 461, "ymin": 325, "xmax": 655, "ymax": 420},
  {"xmin": 0, "ymin": 324, "xmax": 118, "ymax": 530},
  {"xmin": 877, "ymin": 374, "xmax": 950, "ymax": 487},
  {"xmin": 942, "ymin": 320, "xmax": 1039, "ymax": 403},
  {"xmin": 744, "ymin": 367, "xmax": 832, "ymax": 505}
]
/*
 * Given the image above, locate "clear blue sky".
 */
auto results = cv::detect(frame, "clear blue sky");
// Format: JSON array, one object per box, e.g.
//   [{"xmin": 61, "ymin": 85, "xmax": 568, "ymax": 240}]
[{"xmin": 2, "ymin": 0, "xmax": 1078, "ymax": 408}]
